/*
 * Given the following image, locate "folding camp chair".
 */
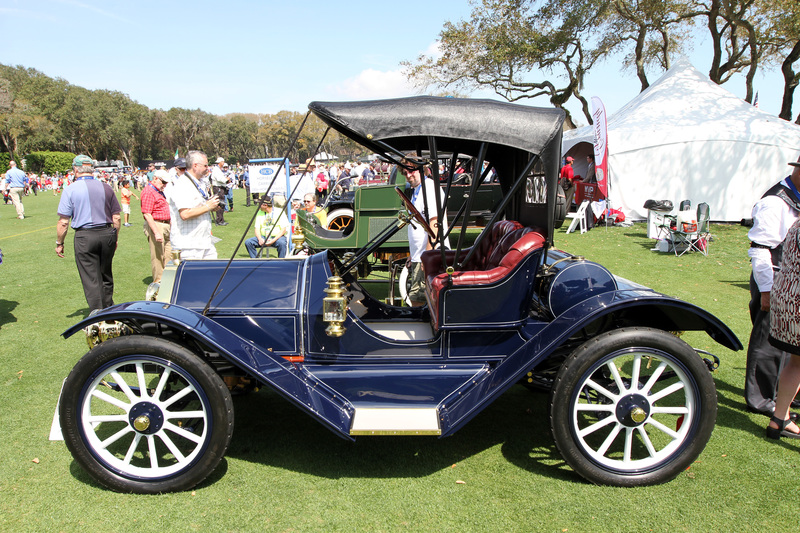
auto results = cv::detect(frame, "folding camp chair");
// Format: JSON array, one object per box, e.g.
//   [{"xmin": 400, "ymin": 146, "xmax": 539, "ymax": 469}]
[
  {"xmin": 688, "ymin": 202, "xmax": 710, "ymax": 255},
  {"xmin": 656, "ymin": 199, "xmax": 691, "ymax": 239},
  {"xmin": 668, "ymin": 202, "xmax": 709, "ymax": 256}
]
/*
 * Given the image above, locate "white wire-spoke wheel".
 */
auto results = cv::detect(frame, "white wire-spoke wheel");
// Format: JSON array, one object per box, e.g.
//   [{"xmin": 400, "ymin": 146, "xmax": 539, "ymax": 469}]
[
  {"xmin": 60, "ymin": 336, "xmax": 234, "ymax": 493},
  {"xmin": 550, "ymin": 327, "xmax": 717, "ymax": 487}
]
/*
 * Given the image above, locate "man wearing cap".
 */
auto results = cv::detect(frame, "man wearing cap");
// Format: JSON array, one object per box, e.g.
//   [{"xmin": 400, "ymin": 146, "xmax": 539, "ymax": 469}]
[
  {"xmin": 168, "ymin": 150, "xmax": 220, "ymax": 260},
  {"xmin": 745, "ymin": 155, "xmax": 800, "ymax": 418},
  {"xmin": 141, "ymin": 169, "xmax": 173, "ymax": 283},
  {"xmin": 244, "ymin": 196, "xmax": 288, "ymax": 258},
  {"xmin": 5, "ymin": 160, "xmax": 28, "ymax": 219},
  {"xmin": 560, "ymin": 156, "xmax": 576, "ymax": 207},
  {"xmin": 210, "ymin": 157, "xmax": 228, "ymax": 226},
  {"xmin": 56, "ymin": 155, "xmax": 122, "ymax": 313},
  {"xmin": 170, "ymin": 157, "xmax": 187, "ymax": 181}
]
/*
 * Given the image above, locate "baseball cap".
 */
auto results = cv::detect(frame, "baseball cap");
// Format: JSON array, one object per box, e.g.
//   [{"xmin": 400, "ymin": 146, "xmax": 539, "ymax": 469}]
[
  {"xmin": 174, "ymin": 157, "xmax": 187, "ymax": 169},
  {"xmin": 153, "ymin": 169, "xmax": 172, "ymax": 182},
  {"xmin": 215, "ymin": 157, "xmax": 225, "ymax": 164},
  {"xmin": 789, "ymin": 155, "xmax": 800, "ymax": 168},
  {"xmin": 72, "ymin": 154, "xmax": 94, "ymax": 167}
]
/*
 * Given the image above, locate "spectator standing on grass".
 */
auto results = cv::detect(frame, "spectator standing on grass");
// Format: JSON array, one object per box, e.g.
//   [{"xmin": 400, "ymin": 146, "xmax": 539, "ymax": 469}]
[
  {"xmin": 765, "ymin": 217, "xmax": 800, "ymax": 440},
  {"xmin": 210, "ymin": 157, "xmax": 229, "ymax": 226},
  {"xmin": 745, "ymin": 154, "xmax": 800, "ymax": 419},
  {"xmin": 141, "ymin": 169, "xmax": 172, "ymax": 283},
  {"xmin": 120, "ymin": 179, "xmax": 139, "ymax": 226},
  {"xmin": 400, "ymin": 156, "xmax": 448, "ymax": 307},
  {"xmin": 6, "ymin": 160, "xmax": 28, "ymax": 219},
  {"xmin": 55, "ymin": 155, "xmax": 121, "ymax": 314},
  {"xmin": 223, "ymin": 163, "xmax": 235, "ymax": 212},
  {"xmin": 168, "ymin": 150, "xmax": 220, "ymax": 260}
]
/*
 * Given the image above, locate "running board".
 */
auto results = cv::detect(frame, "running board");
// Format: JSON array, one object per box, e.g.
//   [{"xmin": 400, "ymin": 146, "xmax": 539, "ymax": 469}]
[{"xmin": 350, "ymin": 407, "xmax": 440, "ymax": 435}]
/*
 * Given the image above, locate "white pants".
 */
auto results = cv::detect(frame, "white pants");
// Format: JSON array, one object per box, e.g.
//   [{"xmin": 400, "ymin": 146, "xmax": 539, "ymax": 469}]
[{"xmin": 177, "ymin": 247, "xmax": 217, "ymax": 260}]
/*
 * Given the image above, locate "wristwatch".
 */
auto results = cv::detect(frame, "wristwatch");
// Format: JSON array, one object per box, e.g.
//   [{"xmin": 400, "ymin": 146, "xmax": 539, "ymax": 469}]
[{"xmin": 56, "ymin": 241, "xmax": 64, "ymax": 245}]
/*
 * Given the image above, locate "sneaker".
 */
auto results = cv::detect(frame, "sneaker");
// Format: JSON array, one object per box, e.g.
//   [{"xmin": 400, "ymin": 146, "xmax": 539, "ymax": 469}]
[{"xmin": 123, "ymin": 223, "xmax": 131, "ymax": 227}]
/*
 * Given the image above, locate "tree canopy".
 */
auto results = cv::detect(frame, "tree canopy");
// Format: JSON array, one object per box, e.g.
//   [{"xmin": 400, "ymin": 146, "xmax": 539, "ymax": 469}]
[
  {"xmin": 0, "ymin": 64, "xmax": 363, "ymax": 166},
  {"xmin": 404, "ymin": 0, "xmax": 800, "ymax": 126}
]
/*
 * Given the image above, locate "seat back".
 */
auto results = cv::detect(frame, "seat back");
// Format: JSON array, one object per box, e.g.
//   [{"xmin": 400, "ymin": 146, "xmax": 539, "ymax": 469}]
[
  {"xmin": 461, "ymin": 220, "xmax": 523, "ymax": 271},
  {"xmin": 696, "ymin": 202, "xmax": 710, "ymax": 233},
  {"xmin": 423, "ymin": 221, "xmax": 545, "ymax": 330},
  {"xmin": 679, "ymin": 199, "xmax": 691, "ymax": 211}
]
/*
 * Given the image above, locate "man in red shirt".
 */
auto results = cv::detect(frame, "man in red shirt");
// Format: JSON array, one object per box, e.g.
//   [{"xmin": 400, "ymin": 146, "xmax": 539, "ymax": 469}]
[
  {"xmin": 560, "ymin": 156, "xmax": 576, "ymax": 207},
  {"xmin": 141, "ymin": 169, "xmax": 172, "ymax": 283}
]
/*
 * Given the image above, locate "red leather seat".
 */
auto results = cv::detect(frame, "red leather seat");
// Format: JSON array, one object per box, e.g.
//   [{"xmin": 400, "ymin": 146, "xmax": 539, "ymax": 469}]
[{"xmin": 421, "ymin": 221, "xmax": 546, "ymax": 329}]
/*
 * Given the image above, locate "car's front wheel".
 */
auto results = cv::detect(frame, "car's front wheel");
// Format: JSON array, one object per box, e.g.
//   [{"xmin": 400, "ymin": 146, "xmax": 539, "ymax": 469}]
[
  {"xmin": 59, "ymin": 335, "xmax": 234, "ymax": 493},
  {"xmin": 550, "ymin": 327, "xmax": 716, "ymax": 486}
]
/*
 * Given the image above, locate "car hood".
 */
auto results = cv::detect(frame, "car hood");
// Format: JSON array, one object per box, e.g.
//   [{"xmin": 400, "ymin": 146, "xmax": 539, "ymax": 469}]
[{"xmin": 170, "ymin": 259, "xmax": 305, "ymax": 311}]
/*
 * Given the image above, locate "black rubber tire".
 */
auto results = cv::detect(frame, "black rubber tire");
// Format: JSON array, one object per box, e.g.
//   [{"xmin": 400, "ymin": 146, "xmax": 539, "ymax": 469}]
[
  {"xmin": 59, "ymin": 335, "xmax": 234, "ymax": 493},
  {"xmin": 326, "ymin": 208, "xmax": 355, "ymax": 235},
  {"xmin": 550, "ymin": 327, "xmax": 717, "ymax": 486}
]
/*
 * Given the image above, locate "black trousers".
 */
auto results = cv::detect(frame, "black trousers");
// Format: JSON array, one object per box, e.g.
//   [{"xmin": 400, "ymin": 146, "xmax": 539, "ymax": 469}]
[
  {"xmin": 74, "ymin": 226, "xmax": 117, "ymax": 313},
  {"xmin": 212, "ymin": 186, "xmax": 227, "ymax": 223},
  {"xmin": 744, "ymin": 273, "xmax": 791, "ymax": 413}
]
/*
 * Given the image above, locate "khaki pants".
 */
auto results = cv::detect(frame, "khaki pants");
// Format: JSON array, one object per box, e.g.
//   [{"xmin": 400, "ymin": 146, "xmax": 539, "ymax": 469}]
[
  {"xmin": 144, "ymin": 221, "xmax": 172, "ymax": 283},
  {"xmin": 9, "ymin": 187, "xmax": 24, "ymax": 218}
]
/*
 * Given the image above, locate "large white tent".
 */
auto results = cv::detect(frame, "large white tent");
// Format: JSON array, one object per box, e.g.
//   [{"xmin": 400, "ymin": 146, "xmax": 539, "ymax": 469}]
[{"xmin": 562, "ymin": 58, "xmax": 800, "ymax": 221}]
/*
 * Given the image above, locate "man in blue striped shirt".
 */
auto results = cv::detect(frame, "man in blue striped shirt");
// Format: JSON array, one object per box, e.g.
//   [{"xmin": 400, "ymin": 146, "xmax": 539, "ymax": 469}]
[{"xmin": 56, "ymin": 155, "xmax": 121, "ymax": 314}]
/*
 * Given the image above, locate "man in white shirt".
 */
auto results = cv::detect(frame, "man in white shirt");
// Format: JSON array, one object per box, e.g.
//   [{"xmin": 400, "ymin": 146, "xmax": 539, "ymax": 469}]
[
  {"xmin": 400, "ymin": 158, "xmax": 448, "ymax": 307},
  {"xmin": 745, "ymin": 155, "xmax": 800, "ymax": 417},
  {"xmin": 168, "ymin": 150, "xmax": 221, "ymax": 260},
  {"xmin": 210, "ymin": 156, "xmax": 228, "ymax": 226}
]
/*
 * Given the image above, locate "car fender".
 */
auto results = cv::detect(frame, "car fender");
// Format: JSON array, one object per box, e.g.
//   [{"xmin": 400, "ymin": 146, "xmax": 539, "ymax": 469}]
[
  {"xmin": 63, "ymin": 301, "xmax": 356, "ymax": 439},
  {"xmin": 533, "ymin": 289, "xmax": 743, "ymax": 352}
]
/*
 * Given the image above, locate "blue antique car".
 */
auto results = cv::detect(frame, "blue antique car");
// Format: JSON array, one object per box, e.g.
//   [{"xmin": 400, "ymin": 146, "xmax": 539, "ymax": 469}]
[{"xmin": 58, "ymin": 97, "xmax": 741, "ymax": 493}]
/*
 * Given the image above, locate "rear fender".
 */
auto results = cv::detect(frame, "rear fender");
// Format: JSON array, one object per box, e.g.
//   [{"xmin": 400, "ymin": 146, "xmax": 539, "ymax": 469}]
[
  {"xmin": 539, "ymin": 290, "xmax": 743, "ymax": 351},
  {"xmin": 63, "ymin": 301, "xmax": 355, "ymax": 439}
]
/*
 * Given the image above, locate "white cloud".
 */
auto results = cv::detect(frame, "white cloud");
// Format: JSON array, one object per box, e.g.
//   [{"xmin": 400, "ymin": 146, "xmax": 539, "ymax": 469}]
[
  {"xmin": 422, "ymin": 40, "xmax": 441, "ymax": 59},
  {"xmin": 331, "ymin": 68, "xmax": 419, "ymax": 100}
]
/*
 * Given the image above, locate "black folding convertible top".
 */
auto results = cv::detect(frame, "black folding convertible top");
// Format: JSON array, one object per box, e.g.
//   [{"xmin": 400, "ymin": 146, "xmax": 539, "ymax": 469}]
[
  {"xmin": 309, "ymin": 96, "xmax": 566, "ymax": 245},
  {"xmin": 309, "ymin": 96, "xmax": 564, "ymax": 158}
]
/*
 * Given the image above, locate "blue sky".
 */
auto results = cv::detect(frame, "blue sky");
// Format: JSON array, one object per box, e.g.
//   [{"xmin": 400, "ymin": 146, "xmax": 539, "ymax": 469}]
[{"xmin": 0, "ymin": 0, "xmax": 790, "ymax": 125}]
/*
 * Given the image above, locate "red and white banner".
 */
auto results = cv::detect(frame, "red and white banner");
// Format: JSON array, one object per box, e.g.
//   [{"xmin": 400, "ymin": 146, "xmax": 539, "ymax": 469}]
[{"xmin": 591, "ymin": 96, "xmax": 609, "ymax": 199}]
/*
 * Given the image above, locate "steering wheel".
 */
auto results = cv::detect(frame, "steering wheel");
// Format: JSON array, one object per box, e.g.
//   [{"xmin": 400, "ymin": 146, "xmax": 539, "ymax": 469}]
[{"xmin": 395, "ymin": 186, "xmax": 435, "ymax": 239}]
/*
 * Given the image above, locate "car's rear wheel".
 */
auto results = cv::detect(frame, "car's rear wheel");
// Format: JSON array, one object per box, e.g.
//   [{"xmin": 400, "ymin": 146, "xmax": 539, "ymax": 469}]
[
  {"xmin": 59, "ymin": 335, "xmax": 234, "ymax": 493},
  {"xmin": 326, "ymin": 208, "xmax": 354, "ymax": 234},
  {"xmin": 550, "ymin": 327, "xmax": 716, "ymax": 486}
]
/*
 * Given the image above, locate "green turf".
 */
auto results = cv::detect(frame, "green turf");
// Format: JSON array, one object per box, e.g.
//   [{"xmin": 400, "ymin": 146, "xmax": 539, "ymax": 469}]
[{"xmin": 0, "ymin": 190, "xmax": 795, "ymax": 532}]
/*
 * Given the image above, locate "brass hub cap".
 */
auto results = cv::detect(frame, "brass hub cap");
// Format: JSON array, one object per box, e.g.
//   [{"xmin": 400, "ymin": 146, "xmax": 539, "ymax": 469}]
[
  {"xmin": 133, "ymin": 415, "xmax": 150, "ymax": 431},
  {"xmin": 128, "ymin": 402, "xmax": 164, "ymax": 434},
  {"xmin": 630, "ymin": 407, "xmax": 647, "ymax": 424},
  {"xmin": 615, "ymin": 394, "xmax": 651, "ymax": 427}
]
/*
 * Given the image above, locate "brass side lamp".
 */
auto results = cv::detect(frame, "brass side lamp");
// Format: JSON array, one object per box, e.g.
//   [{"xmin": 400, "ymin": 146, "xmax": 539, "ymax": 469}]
[{"xmin": 323, "ymin": 276, "xmax": 347, "ymax": 337}]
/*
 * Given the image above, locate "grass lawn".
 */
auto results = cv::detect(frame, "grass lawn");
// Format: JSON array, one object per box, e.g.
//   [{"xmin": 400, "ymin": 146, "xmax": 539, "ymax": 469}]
[{"xmin": 0, "ymin": 189, "xmax": 795, "ymax": 532}]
